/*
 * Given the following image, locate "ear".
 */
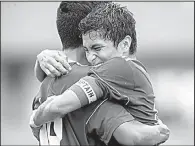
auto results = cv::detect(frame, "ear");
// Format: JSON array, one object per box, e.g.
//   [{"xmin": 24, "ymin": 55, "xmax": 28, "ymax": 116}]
[{"xmin": 117, "ymin": 35, "xmax": 131, "ymax": 55}]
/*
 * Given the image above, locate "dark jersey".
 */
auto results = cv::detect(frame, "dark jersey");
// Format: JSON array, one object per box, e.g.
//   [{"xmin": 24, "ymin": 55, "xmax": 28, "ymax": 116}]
[
  {"xmin": 88, "ymin": 57, "xmax": 158, "ymax": 125},
  {"xmin": 32, "ymin": 56, "xmax": 158, "ymax": 145},
  {"xmin": 33, "ymin": 62, "xmax": 104, "ymax": 145}
]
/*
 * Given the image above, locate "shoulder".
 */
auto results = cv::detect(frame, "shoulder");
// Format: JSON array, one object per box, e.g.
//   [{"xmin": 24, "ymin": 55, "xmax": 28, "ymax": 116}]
[
  {"xmin": 91, "ymin": 57, "xmax": 133, "ymax": 78},
  {"xmin": 52, "ymin": 64, "xmax": 91, "ymax": 94},
  {"xmin": 102, "ymin": 57, "xmax": 128, "ymax": 69}
]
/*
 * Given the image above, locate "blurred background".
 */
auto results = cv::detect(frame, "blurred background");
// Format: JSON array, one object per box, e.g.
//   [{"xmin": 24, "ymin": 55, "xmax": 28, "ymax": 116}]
[{"xmin": 1, "ymin": 2, "xmax": 194, "ymax": 145}]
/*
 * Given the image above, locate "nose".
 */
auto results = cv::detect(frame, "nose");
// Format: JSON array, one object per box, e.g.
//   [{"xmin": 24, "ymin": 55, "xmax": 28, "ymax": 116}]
[{"xmin": 86, "ymin": 51, "xmax": 96, "ymax": 64}]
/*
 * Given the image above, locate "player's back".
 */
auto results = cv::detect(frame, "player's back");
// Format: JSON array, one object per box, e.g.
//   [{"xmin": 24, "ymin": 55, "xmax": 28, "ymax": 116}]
[
  {"xmin": 52, "ymin": 62, "xmax": 91, "ymax": 95},
  {"xmin": 90, "ymin": 57, "xmax": 158, "ymax": 125},
  {"xmin": 35, "ymin": 62, "xmax": 91, "ymax": 104},
  {"xmin": 40, "ymin": 62, "xmax": 105, "ymax": 145},
  {"xmin": 33, "ymin": 62, "xmax": 104, "ymax": 145}
]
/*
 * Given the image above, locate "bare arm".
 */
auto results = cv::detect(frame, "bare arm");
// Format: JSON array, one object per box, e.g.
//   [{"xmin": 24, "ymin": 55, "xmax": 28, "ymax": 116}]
[
  {"xmin": 33, "ymin": 90, "xmax": 81, "ymax": 126},
  {"xmin": 32, "ymin": 76, "xmax": 104, "ymax": 126}
]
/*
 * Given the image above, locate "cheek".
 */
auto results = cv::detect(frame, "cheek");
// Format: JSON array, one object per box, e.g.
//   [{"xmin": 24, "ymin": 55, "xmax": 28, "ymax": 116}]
[
  {"xmin": 85, "ymin": 53, "xmax": 90, "ymax": 61},
  {"xmin": 97, "ymin": 51, "xmax": 112, "ymax": 61}
]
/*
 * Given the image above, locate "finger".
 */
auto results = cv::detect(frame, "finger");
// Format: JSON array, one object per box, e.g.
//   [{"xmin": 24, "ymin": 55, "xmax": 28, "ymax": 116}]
[
  {"xmin": 55, "ymin": 55, "xmax": 71, "ymax": 71},
  {"xmin": 44, "ymin": 63, "xmax": 61, "ymax": 77},
  {"xmin": 41, "ymin": 55, "xmax": 67, "ymax": 74},
  {"xmin": 47, "ymin": 57, "xmax": 68, "ymax": 74},
  {"xmin": 44, "ymin": 68, "xmax": 55, "ymax": 78},
  {"xmin": 40, "ymin": 64, "xmax": 55, "ymax": 77},
  {"xmin": 55, "ymin": 51, "xmax": 72, "ymax": 71},
  {"xmin": 56, "ymin": 62, "xmax": 69, "ymax": 75},
  {"xmin": 56, "ymin": 51, "xmax": 68, "ymax": 61},
  {"xmin": 40, "ymin": 56, "xmax": 62, "ymax": 77},
  {"xmin": 38, "ymin": 55, "xmax": 55, "ymax": 76}
]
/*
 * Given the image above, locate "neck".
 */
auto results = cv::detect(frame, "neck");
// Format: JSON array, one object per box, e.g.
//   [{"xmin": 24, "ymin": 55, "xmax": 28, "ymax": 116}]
[
  {"xmin": 64, "ymin": 48, "xmax": 78, "ymax": 62},
  {"xmin": 63, "ymin": 46, "xmax": 89, "ymax": 65}
]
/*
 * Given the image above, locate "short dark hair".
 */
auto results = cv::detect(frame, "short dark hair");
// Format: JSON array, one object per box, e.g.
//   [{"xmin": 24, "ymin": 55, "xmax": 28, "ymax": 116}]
[
  {"xmin": 79, "ymin": 3, "xmax": 137, "ymax": 55},
  {"xmin": 56, "ymin": 1, "xmax": 110, "ymax": 50}
]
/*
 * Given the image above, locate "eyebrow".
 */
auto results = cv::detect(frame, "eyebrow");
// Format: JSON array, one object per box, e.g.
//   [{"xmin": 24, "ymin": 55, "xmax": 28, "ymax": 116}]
[{"xmin": 90, "ymin": 44, "xmax": 104, "ymax": 49}]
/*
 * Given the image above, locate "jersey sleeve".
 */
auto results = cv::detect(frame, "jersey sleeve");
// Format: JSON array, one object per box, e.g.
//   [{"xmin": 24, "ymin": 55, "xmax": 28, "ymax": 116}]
[
  {"xmin": 68, "ymin": 58, "xmax": 134, "ymax": 107},
  {"xmin": 86, "ymin": 100, "xmax": 134, "ymax": 144},
  {"xmin": 88, "ymin": 57, "xmax": 134, "ymax": 103},
  {"xmin": 68, "ymin": 76, "xmax": 106, "ymax": 107}
]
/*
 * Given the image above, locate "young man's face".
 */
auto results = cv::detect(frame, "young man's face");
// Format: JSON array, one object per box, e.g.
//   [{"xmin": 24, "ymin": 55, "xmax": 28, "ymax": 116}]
[{"xmin": 82, "ymin": 30, "xmax": 121, "ymax": 65}]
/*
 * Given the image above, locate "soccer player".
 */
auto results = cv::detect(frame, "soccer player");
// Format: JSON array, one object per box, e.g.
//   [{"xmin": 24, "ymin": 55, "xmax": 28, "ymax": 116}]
[{"xmin": 31, "ymin": 2, "xmax": 169, "ymax": 145}]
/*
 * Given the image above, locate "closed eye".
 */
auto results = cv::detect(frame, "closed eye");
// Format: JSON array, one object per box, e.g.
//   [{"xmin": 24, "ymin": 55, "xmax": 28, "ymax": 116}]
[
  {"xmin": 83, "ymin": 47, "xmax": 89, "ymax": 53},
  {"xmin": 92, "ymin": 46, "xmax": 104, "ymax": 52}
]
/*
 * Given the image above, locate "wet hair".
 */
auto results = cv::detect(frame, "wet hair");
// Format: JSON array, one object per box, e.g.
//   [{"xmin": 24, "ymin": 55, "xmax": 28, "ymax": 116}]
[
  {"xmin": 79, "ymin": 3, "xmax": 137, "ymax": 55},
  {"xmin": 56, "ymin": 1, "xmax": 111, "ymax": 50}
]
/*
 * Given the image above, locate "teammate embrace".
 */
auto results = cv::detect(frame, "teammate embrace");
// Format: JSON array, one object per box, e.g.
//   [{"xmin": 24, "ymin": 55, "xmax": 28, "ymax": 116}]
[{"xmin": 30, "ymin": 2, "xmax": 170, "ymax": 146}]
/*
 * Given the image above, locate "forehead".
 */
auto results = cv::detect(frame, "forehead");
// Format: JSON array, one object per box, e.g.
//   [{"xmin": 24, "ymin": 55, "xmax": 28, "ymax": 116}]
[{"xmin": 82, "ymin": 30, "xmax": 107, "ymax": 47}]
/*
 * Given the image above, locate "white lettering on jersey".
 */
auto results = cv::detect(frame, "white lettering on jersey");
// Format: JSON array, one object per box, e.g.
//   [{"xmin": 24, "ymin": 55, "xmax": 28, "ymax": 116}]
[
  {"xmin": 40, "ymin": 124, "xmax": 49, "ymax": 145},
  {"xmin": 39, "ymin": 119, "xmax": 62, "ymax": 145},
  {"xmin": 75, "ymin": 79, "xmax": 97, "ymax": 104},
  {"xmin": 47, "ymin": 122, "xmax": 60, "ymax": 145}
]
